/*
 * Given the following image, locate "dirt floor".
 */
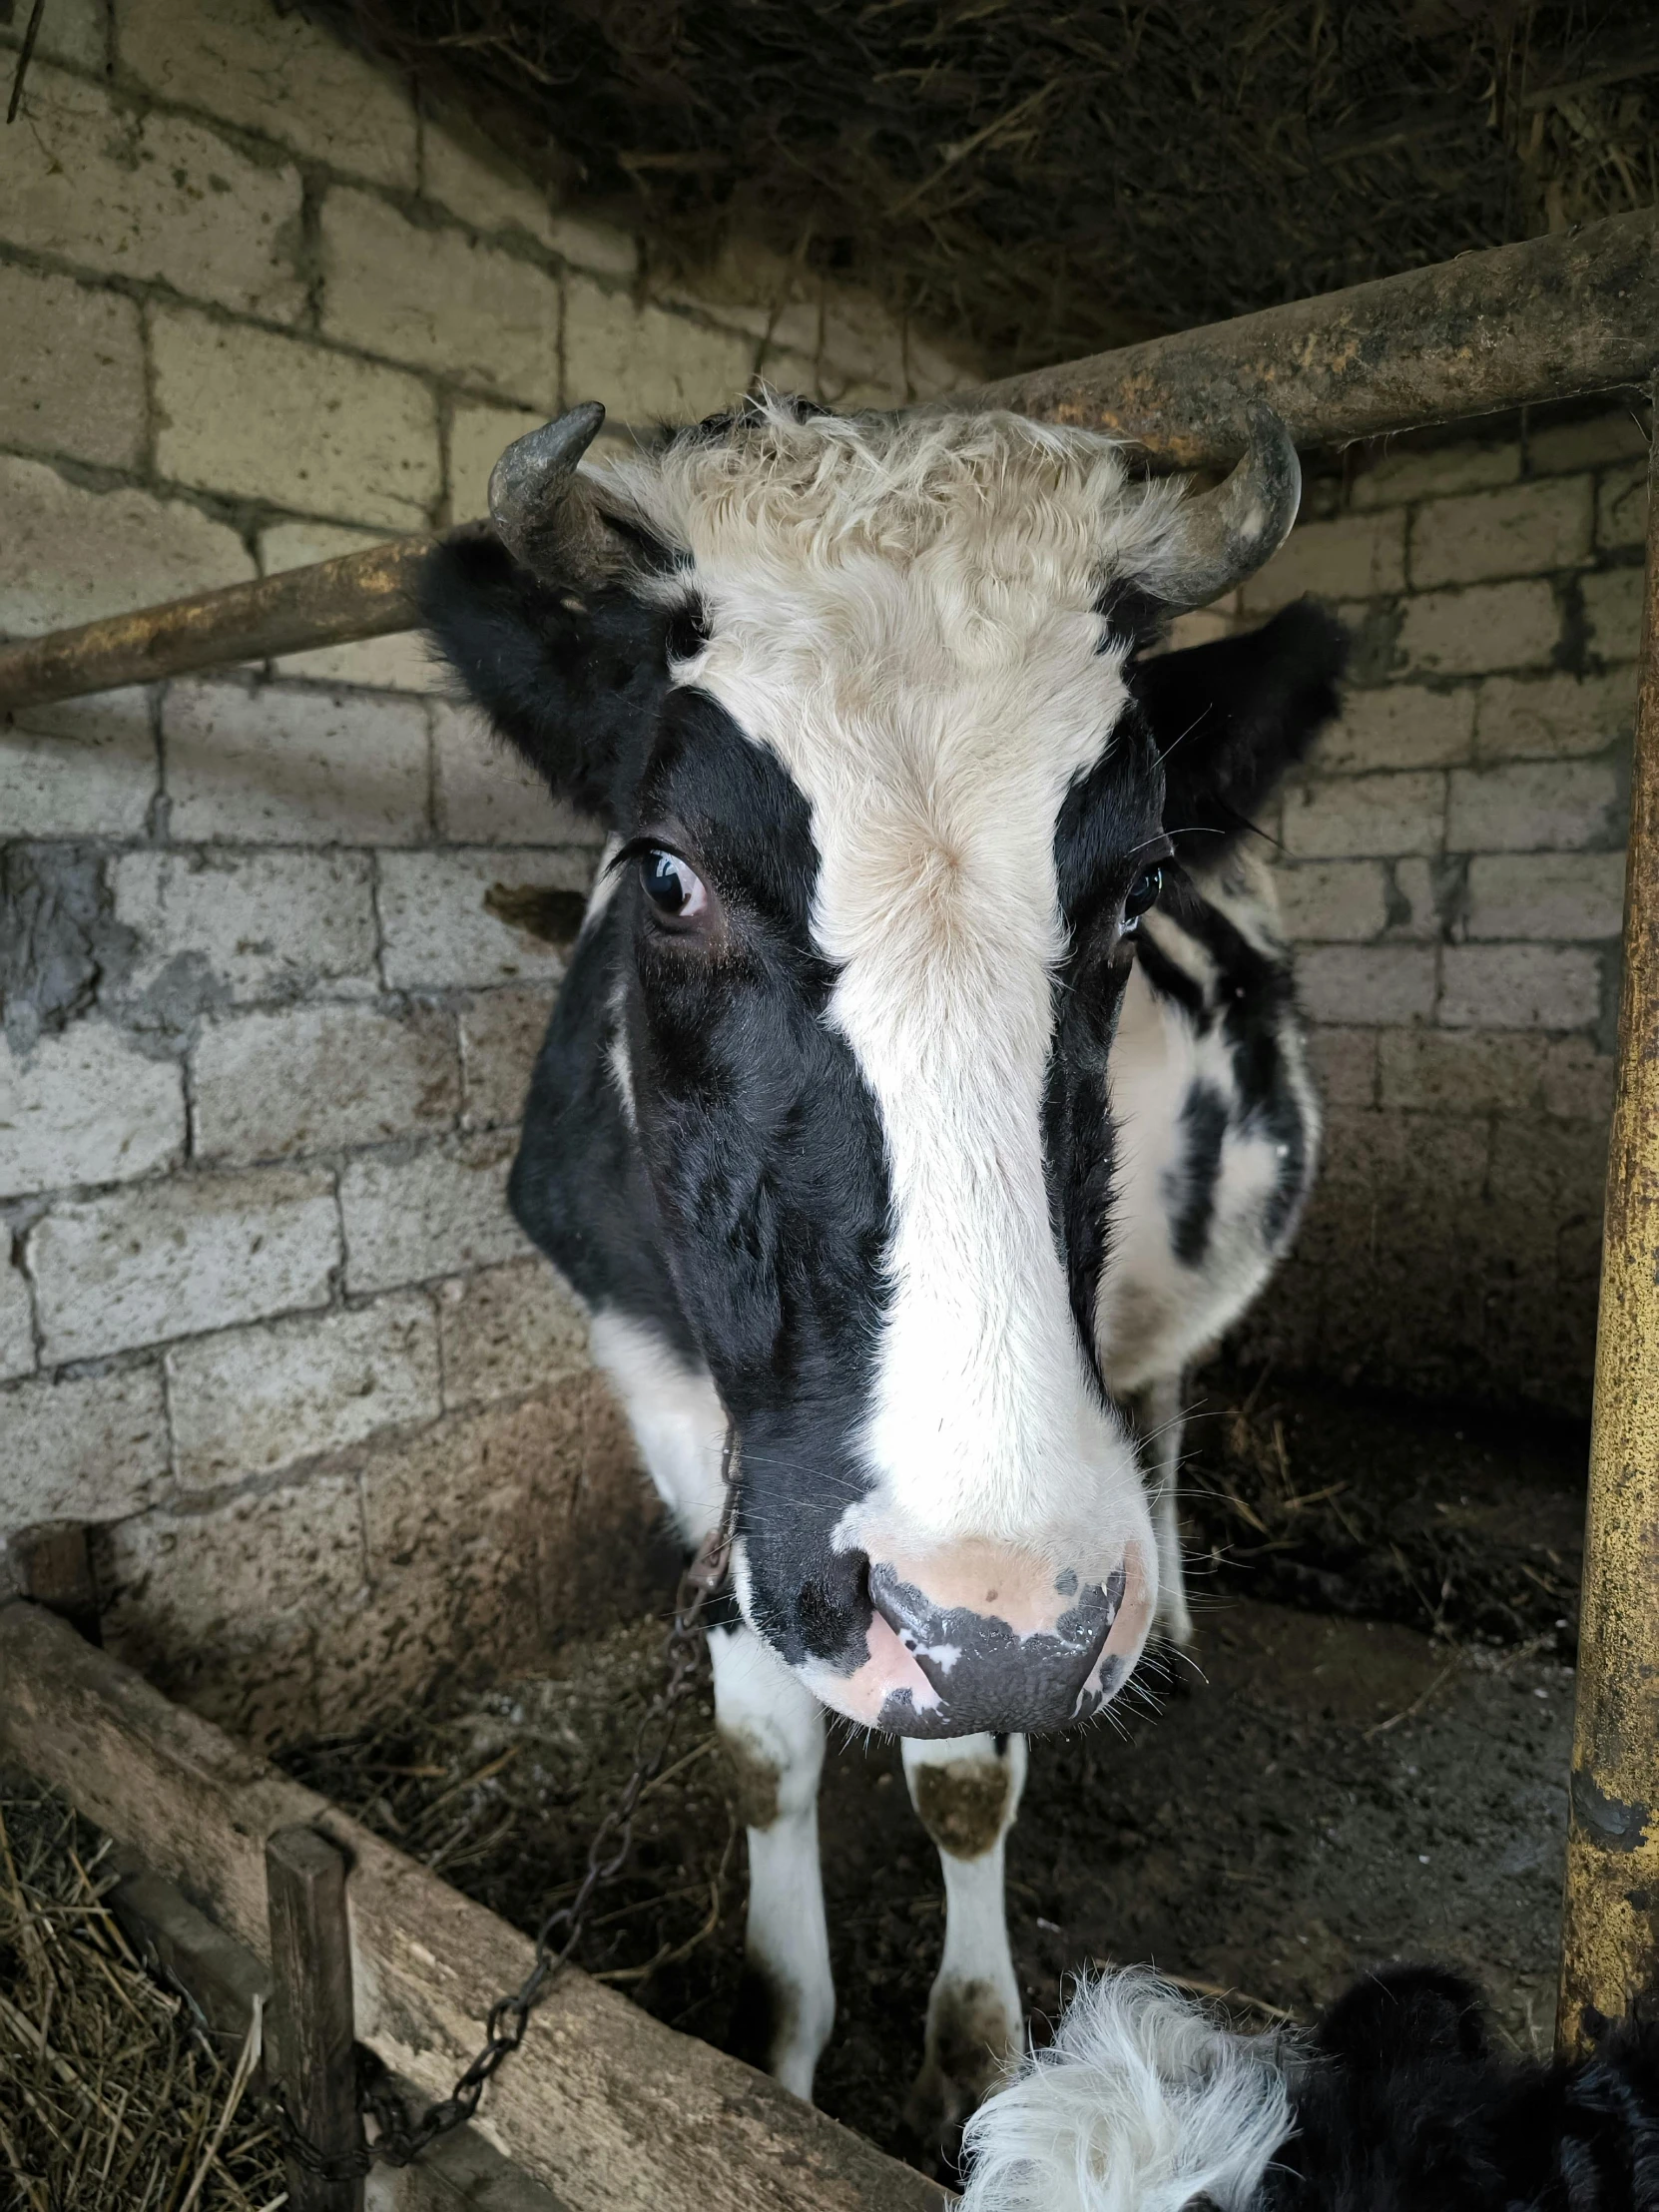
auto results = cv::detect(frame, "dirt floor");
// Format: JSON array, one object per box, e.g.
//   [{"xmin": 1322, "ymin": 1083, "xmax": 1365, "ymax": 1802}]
[{"xmin": 281, "ymin": 1366, "xmax": 1587, "ymax": 2176}]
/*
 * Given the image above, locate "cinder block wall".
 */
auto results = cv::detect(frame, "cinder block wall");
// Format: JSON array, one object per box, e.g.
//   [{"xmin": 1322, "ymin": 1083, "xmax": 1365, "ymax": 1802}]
[
  {"xmin": 0, "ymin": 0, "xmax": 968, "ymax": 1744},
  {"xmin": 1229, "ymin": 411, "xmax": 1649, "ymax": 1413}
]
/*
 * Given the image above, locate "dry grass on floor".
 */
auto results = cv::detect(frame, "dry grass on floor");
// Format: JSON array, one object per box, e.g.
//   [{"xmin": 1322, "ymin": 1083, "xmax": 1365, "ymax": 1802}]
[{"xmin": 0, "ymin": 1779, "xmax": 286, "ymax": 2212}]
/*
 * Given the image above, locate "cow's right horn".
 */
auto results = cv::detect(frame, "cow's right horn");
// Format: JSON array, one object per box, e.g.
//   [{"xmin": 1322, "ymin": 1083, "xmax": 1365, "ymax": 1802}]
[{"xmin": 488, "ymin": 402, "xmax": 614, "ymax": 582}]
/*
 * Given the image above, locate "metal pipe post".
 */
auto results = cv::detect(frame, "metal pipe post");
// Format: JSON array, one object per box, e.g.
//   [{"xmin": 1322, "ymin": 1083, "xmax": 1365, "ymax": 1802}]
[{"xmin": 1558, "ymin": 391, "xmax": 1659, "ymax": 2057}]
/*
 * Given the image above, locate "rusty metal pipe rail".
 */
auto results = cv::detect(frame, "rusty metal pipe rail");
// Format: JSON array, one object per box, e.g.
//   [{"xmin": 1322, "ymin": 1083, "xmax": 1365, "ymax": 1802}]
[{"xmin": 1, "ymin": 207, "xmax": 1656, "ymax": 717}]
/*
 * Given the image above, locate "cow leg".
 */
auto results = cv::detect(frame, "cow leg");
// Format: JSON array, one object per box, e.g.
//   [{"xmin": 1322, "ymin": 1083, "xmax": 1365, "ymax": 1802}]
[
  {"xmin": 1137, "ymin": 1370, "xmax": 1194, "ymax": 1649},
  {"xmin": 709, "ymin": 1620, "xmax": 834, "ymax": 2101},
  {"xmin": 900, "ymin": 1731, "xmax": 1028, "ymax": 2154}
]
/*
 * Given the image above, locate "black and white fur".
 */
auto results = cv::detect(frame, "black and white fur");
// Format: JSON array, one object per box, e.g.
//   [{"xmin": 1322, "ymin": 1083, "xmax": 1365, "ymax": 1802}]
[
  {"xmin": 421, "ymin": 397, "xmax": 1344, "ymax": 2135},
  {"xmin": 959, "ymin": 1963, "xmax": 1659, "ymax": 2212}
]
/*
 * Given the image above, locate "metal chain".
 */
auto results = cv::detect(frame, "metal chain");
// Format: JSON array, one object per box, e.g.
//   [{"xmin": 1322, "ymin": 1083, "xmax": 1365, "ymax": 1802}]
[{"xmin": 266, "ymin": 1427, "xmax": 742, "ymax": 2182}]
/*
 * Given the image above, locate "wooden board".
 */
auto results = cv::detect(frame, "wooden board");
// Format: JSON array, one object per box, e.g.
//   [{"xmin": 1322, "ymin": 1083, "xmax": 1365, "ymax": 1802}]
[{"xmin": 0, "ymin": 1601, "xmax": 944, "ymax": 2212}]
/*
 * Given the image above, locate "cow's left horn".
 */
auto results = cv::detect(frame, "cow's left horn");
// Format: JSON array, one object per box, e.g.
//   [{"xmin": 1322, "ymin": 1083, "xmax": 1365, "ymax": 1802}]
[
  {"xmin": 1149, "ymin": 404, "xmax": 1301, "ymax": 609},
  {"xmin": 488, "ymin": 401, "xmax": 612, "ymax": 581}
]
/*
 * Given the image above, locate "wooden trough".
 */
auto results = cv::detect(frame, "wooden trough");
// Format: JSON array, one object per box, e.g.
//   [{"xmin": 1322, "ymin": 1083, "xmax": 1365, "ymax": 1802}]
[{"xmin": 2, "ymin": 203, "xmax": 1657, "ymax": 2190}]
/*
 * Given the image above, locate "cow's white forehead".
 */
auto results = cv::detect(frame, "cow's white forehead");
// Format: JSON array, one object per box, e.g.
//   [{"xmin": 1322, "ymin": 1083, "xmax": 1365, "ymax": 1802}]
[{"xmin": 602, "ymin": 401, "xmax": 1161, "ymax": 1560}]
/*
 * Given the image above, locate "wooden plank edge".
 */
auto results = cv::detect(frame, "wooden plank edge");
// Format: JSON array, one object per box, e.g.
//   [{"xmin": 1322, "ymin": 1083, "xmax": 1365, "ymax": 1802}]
[{"xmin": 0, "ymin": 1600, "xmax": 945, "ymax": 2211}]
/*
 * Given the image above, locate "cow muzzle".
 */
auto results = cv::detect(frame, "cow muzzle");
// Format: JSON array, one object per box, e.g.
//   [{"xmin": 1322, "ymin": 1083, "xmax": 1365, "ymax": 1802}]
[{"xmin": 793, "ymin": 1537, "xmax": 1156, "ymax": 1737}]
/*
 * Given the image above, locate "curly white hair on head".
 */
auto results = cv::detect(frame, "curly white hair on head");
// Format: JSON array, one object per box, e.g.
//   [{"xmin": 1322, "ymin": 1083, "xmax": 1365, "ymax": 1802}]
[{"xmin": 957, "ymin": 1970, "xmax": 1295, "ymax": 2212}]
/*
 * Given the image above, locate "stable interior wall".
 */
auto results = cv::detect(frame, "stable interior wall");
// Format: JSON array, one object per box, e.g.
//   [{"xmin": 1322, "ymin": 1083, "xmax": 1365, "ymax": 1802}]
[
  {"xmin": 1229, "ymin": 405, "xmax": 1648, "ymax": 1416},
  {"xmin": 0, "ymin": 0, "xmax": 970, "ymax": 1747}
]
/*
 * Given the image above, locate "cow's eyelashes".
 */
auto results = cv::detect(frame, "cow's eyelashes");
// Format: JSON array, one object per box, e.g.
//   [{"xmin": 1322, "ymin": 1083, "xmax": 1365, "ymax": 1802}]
[{"xmin": 639, "ymin": 847, "xmax": 710, "ymax": 924}]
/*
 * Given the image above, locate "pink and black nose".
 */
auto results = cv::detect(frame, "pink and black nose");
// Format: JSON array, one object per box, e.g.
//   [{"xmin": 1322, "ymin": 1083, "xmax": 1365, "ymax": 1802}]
[{"xmin": 798, "ymin": 1541, "xmax": 1156, "ymax": 1737}]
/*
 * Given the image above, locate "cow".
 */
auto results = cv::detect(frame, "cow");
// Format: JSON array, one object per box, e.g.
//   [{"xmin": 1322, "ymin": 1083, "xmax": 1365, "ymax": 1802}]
[{"xmin": 419, "ymin": 393, "xmax": 1346, "ymax": 2147}]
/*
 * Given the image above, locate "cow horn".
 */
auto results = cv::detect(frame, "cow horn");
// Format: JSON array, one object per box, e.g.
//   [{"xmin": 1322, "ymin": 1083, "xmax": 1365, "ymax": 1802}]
[
  {"xmin": 487, "ymin": 401, "xmax": 612, "ymax": 581},
  {"xmin": 1150, "ymin": 404, "xmax": 1302, "ymax": 609}
]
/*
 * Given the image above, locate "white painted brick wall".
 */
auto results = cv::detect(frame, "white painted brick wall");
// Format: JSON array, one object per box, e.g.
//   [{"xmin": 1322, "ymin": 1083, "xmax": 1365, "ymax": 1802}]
[
  {"xmin": 376, "ymin": 847, "xmax": 595, "ymax": 990},
  {"xmin": 163, "ymin": 679, "xmax": 432, "ymax": 845},
  {"xmin": 0, "ymin": 688, "xmax": 157, "ymax": 837},
  {"xmin": 110, "ymin": 849, "xmax": 380, "ymax": 1005},
  {"xmin": 0, "ymin": 262, "xmax": 147, "ymax": 470},
  {"xmin": 0, "ymin": 1267, "xmax": 34, "ymax": 1382},
  {"xmin": 0, "ymin": 1367, "xmax": 172, "ymax": 1525}
]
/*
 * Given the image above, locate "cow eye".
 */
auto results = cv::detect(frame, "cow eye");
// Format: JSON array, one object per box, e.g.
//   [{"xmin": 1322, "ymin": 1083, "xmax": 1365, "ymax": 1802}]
[
  {"xmin": 640, "ymin": 848, "xmax": 709, "ymax": 922},
  {"xmin": 1122, "ymin": 864, "xmax": 1162, "ymax": 930}
]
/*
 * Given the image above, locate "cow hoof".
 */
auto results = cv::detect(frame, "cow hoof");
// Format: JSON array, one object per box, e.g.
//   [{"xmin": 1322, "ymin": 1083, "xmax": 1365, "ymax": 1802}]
[{"xmin": 904, "ymin": 1976, "xmax": 1017, "ymax": 2163}]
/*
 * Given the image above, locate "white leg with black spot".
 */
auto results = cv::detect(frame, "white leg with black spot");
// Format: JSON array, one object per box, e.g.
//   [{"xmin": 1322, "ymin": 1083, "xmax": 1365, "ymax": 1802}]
[
  {"xmin": 900, "ymin": 1731, "xmax": 1028, "ymax": 2150},
  {"xmin": 709, "ymin": 1622, "xmax": 834, "ymax": 2102}
]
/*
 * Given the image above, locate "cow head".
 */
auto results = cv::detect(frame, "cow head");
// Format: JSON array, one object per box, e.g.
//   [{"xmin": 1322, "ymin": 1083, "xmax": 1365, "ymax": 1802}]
[{"xmin": 422, "ymin": 396, "xmax": 1342, "ymax": 1738}]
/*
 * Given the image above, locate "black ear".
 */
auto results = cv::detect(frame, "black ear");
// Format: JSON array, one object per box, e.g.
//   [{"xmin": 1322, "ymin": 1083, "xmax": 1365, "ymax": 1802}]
[
  {"xmin": 418, "ymin": 531, "xmax": 672, "ymax": 828},
  {"xmin": 1129, "ymin": 599, "xmax": 1348, "ymax": 862}
]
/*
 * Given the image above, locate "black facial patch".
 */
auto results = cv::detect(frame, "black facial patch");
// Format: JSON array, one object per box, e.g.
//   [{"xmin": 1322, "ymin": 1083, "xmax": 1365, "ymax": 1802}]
[{"xmin": 1167, "ymin": 1081, "xmax": 1230, "ymax": 1268}]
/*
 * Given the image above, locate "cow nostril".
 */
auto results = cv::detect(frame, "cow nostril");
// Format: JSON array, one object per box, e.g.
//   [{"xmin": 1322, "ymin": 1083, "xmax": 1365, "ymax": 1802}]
[{"xmin": 796, "ymin": 1548, "xmax": 871, "ymax": 1660}]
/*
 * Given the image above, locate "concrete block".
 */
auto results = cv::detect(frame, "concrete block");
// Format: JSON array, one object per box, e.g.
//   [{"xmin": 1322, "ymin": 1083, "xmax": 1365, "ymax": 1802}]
[
  {"xmin": 29, "ymin": 1165, "xmax": 339, "ymax": 1364},
  {"xmin": 1, "ymin": 1022, "xmax": 185, "ymax": 1200},
  {"xmin": 320, "ymin": 189, "xmax": 560, "ymax": 406},
  {"xmin": 0, "ymin": 1264, "xmax": 33, "ymax": 1382},
  {"xmin": 0, "ymin": 62, "xmax": 304, "ymax": 320},
  {"xmin": 1408, "ymin": 476, "xmax": 1593, "ymax": 589},
  {"xmin": 340, "ymin": 1132, "xmax": 528, "ymax": 1294},
  {"xmin": 98, "ymin": 1469, "xmax": 368, "ymax": 1748},
  {"xmin": 432, "ymin": 701, "xmax": 603, "ymax": 845},
  {"xmin": 261, "ymin": 523, "xmax": 442, "ymax": 692},
  {"xmin": 111, "ymin": 849, "xmax": 378, "ymax": 1012},
  {"xmin": 0, "ymin": 1365, "xmax": 170, "ymax": 1527},
  {"xmin": 1542, "ymin": 1036, "xmax": 1617, "ymax": 1122},
  {"xmin": 1446, "ymin": 759, "xmax": 1622, "ymax": 852},
  {"xmin": 377, "ymin": 848, "xmax": 596, "ymax": 990},
  {"xmin": 0, "ymin": 263, "xmax": 145, "ymax": 470},
  {"xmin": 193, "ymin": 1002, "xmax": 459, "ymax": 1164},
  {"xmin": 1487, "ymin": 1114, "xmax": 1608, "ymax": 1247},
  {"xmin": 458, "ymin": 984, "xmax": 555, "ymax": 1128},
  {"xmin": 563, "ymin": 277, "xmax": 755, "ymax": 422},
  {"xmin": 1528, "ymin": 409, "xmax": 1650, "ymax": 474},
  {"xmin": 0, "ymin": 688, "xmax": 156, "ymax": 838},
  {"xmin": 1350, "ymin": 438, "xmax": 1520, "ymax": 508},
  {"xmin": 1597, "ymin": 459, "xmax": 1649, "ymax": 554},
  {"xmin": 163, "ymin": 678, "xmax": 431, "ymax": 845},
  {"xmin": 117, "ymin": 0, "xmax": 417, "ymax": 189},
  {"xmin": 1281, "ymin": 771, "xmax": 1444, "ymax": 858},
  {"xmin": 167, "ymin": 1293, "xmax": 441, "ymax": 1489},
  {"xmin": 1438, "ymin": 943, "xmax": 1601, "ymax": 1030},
  {"xmin": 1385, "ymin": 857, "xmax": 1448, "ymax": 940},
  {"xmin": 1239, "ymin": 510, "xmax": 1405, "ymax": 614},
  {"xmin": 1273, "ymin": 858, "xmax": 1388, "ymax": 941},
  {"xmin": 1305, "ymin": 1025, "xmax": 1377, "ymax": 1108},
  {"xmin": 546, "ymin": 212, "xmax": 638, "ymax": 279},
  {"xmin": 1394, "ymin": 580, "xmax": 1560, "ymax": 676},
  {"xmin": 419, "ymin": 104, "xmax": 554, "ymax": 245},
  {"xmin": 0, "ymin": 0, "xmax": 106, "ymax": 68},
  {"xmin": 1464, "ymin": 851, "xmax": 1626, "ymax": 941},
  {"xmin": 1582, "ymin": 567, "xmax": 1644, "ymax": 664},
  {"xmin": 1314, "ymin": 684, "xmax": 1474, "ymax": 773},
  {"xmin": 1378, "ymin": 1027, "xmax": 1546, "ymax": 1114},
  {"xmin": 1473, "ymin": 669, "xmax": 1635, "ymax": 762},
  {"xmin": 448, "ymin": 401, "xmax": 545, "ymax": 523},
  {"xmin": 436, "ymin": 1257, "xmax": 588, "ymax": 1408},
  {"xmin": 152, "ymin": 307, "xmax": 440, "ymax": 531},
  {"xmin": 0, "ymin": 456, "xmax": 253, "ymax": 637},
  {"xmin": 1161, "ymin": 605, "xmax": 1239, "ymax": 653},
  {"xmin": 1294, "ymin": 944, "xmax": 1437, "ymax": 1025}
]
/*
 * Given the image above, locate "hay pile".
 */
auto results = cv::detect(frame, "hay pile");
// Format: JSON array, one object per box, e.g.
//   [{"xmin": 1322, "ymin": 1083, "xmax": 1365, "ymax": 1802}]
[
  {"xmin": 317, "ymin": 0, "xmax": 1655, "ymax": 370},
  {"xmin": 0, "ymin": 1781, "xmax": 285, "ymax": 2212}
]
